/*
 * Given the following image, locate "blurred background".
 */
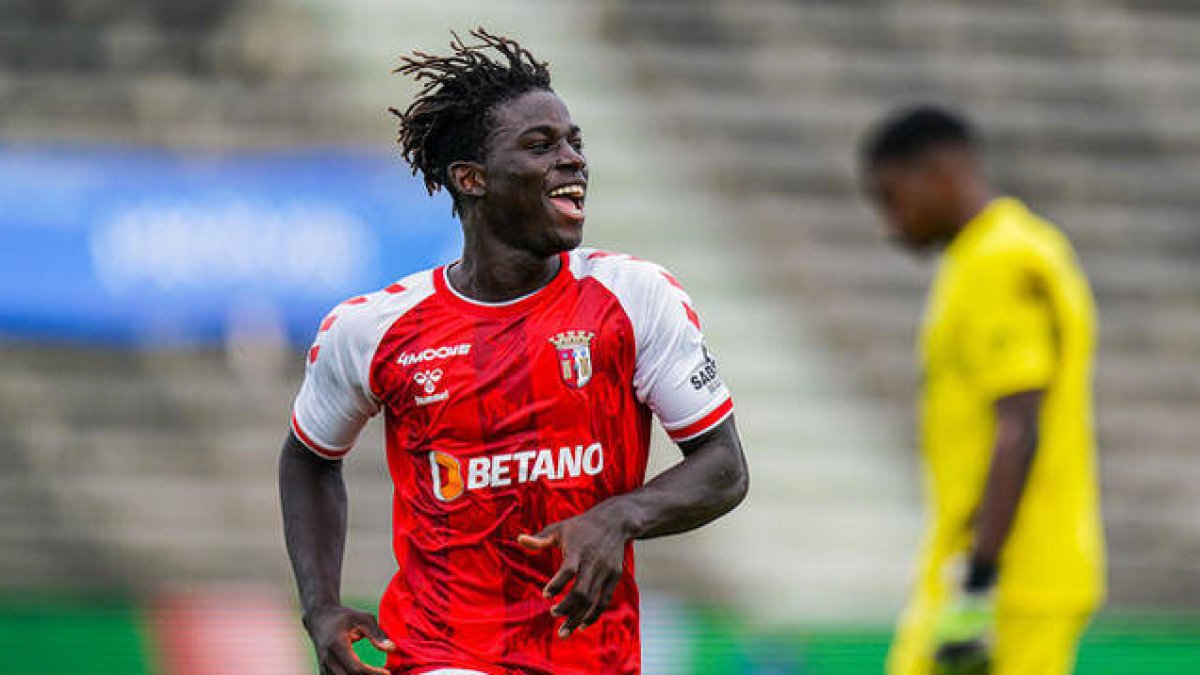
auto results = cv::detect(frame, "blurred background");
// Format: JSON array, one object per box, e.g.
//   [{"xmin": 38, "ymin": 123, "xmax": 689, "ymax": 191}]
[{"xmin": 1, "ymin": 0, "xmax": 1198, "ymax": 673}]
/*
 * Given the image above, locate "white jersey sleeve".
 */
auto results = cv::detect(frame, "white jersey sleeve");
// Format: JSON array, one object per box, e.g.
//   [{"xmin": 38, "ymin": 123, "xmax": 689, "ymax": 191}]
[
  {"xmin": 580, "ymin": 250, "xmax": 734, "ymax": 442},
  {"xmin": 290, "ymin": 274, "xmax": 435, "ymax": 458},
  {"xmin": 290, "ymin": 297, "xmax": 382, "ymax": 458}
]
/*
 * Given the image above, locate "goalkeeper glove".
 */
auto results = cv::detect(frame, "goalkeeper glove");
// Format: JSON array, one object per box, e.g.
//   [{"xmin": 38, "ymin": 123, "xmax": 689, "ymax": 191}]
[{"xmin": 933, "ymin": 558, "xmax": 997, "ymax": 675}]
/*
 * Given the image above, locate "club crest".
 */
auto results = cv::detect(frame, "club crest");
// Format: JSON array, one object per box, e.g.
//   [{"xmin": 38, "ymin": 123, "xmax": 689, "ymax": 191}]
[{"xmin": 549, "ymin": 330, "xmax": 595, "ymax": 389}]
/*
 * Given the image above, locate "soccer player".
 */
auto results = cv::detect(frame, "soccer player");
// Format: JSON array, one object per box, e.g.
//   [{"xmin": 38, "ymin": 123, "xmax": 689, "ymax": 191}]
[
  {"xmin": 859, "ymin": 106, "xmax": 1105, "ymax": 675},
  {"xmin": 278, "ymin": 29, "xmax": 749, "ymax": 675}
]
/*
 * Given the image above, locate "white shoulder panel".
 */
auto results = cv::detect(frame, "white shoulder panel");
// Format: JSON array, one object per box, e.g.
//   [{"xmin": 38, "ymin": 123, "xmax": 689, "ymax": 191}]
[
  {"xmin": 290, "ymin": 270, "xmax": 436, "ymax": 458},
  {"xmin": 571, "ymin": 248, "xmax": 733, "ymax": 442}
]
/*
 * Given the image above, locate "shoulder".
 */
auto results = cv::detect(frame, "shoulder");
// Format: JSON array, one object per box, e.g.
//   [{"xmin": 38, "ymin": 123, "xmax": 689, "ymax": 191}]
[
  {"xmin": 567, "ymin": 247, "xmax": 687, "ymax": 298},
  {"xmin": 567, "ymin": 248, "xmax": 703, "ymax": 340},
  {"xmin": 315, "ymin": 269, "xmax": 437, "ymax": 351},
  {"xmin": 972, "ymin": 206, "xmax": 1077, "ymax": 279}
]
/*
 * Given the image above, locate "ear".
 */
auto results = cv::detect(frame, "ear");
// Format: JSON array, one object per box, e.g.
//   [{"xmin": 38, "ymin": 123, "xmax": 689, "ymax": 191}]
[{"xmin": 449, "ymin": 161, "xmax": 486, "ymax": 198}]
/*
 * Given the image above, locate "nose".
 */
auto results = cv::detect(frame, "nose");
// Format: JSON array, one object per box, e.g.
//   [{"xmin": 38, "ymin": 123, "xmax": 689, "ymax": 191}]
[{"xmin": 557, "ymin": 140, "xmax": 586, "ymax": 172}]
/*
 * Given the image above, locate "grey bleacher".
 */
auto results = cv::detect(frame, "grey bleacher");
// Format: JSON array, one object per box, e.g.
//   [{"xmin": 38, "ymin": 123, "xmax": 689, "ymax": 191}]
[
  {"xmin": 607, "ymin": 0, "xmax": 1200, "ymax": 608},
  {"xmin": 2, "ymin": 0, "xmax": 1198, "ymax": 617},
  {"xmin": 0, "ymin": 0, "xmax": 387, "ymax": 592},
  {"xmin": 0, "ymin": 0, "xmax": 374, "ymax": 149}
]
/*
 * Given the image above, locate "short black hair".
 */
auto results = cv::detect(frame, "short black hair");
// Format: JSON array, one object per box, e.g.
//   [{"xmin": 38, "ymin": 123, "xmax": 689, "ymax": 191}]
[
  {"xmin": 390, "ymin": 28, "xmax": 552, "ymax": 211},
  {"xmin": 861, "ymin": 104, "xmax": 977, "ymax": 167}
]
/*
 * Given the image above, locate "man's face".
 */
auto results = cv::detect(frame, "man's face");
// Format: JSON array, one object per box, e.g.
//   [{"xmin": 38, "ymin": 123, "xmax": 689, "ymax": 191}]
[
  {"xmin": 865, "ymin": 156, "xmax": 954, "ymax": 252},
  {"xmin": 477, "ymin": 89, "xmax": 588, "ymax": 257}
]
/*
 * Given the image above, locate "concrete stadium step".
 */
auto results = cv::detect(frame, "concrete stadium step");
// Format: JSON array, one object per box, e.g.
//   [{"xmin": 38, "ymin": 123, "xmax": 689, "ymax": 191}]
[
  {"xmin": 619, "ymin": 1, "xmax": 1200, "ymax": 62},
  {"xmin": 620, "ymin": 87, "xmax": 1200, "ymax": 152},
  {"xmin": 1096, "ymin": 401, "xmax": 1200, "ymax": 451},
  {"xmin": 747, "ymin": 195, "xmax": 1200, "ymax": 256},
  {"xmin": 768, "ymin": 237, "xmax": 1200, "ymax": 302},
  {"xmin": 623, "ymin": 41, "xmax": 1200, "ymax": 103},
  {"xmin": 610, "ymin": 0, "xmax": 1200, "ymax": 611},
  {"xmin": 794, "ymin": 292, "xmax": 1200, "ymax": 358},
  {"xmin": 651, "ymin": 139, "xmax": 1200, "ymax": 210}
]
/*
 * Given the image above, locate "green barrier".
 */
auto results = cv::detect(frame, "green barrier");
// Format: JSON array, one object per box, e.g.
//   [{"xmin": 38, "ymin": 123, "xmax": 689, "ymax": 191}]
[
  {"xmin": 687, "ymin": 607, "xmax": 1200, "ymax": 674},
  {"xmin": 0, "ymin": 596, "xmax": 152, "ymax": 675},
  {"xmin": 0, "ymin": 595, "xmax": 1197, "ymax": 674}
]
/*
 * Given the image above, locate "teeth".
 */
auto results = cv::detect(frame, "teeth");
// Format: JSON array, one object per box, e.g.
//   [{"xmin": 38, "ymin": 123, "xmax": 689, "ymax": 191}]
[{"xmin": 548, "ymin": 185, "xmax": 586, "ymax": 198}]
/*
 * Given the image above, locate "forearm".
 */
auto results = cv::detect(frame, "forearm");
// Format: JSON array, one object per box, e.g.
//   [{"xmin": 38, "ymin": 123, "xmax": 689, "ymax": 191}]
[
  {"xmin": 971, "ymin": 391, "xmax": 1042, "ymax": 574},
  {"xmin": 279, "ymin": 432, "xmax": 349, "ymax": 616},
  {"xmin": 607, "ymin": 416, "xmax": 749, "ymax": 541}
]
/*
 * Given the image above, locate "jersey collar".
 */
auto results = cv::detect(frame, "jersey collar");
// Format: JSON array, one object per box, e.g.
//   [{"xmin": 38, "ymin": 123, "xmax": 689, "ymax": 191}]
[
  {"xmin": 947, "ymin": 197, "xmax": 1025, "ymax": 259},
  {"xmin": 434, "ymin": 251, "xmax": 572, "ymax": 316}
]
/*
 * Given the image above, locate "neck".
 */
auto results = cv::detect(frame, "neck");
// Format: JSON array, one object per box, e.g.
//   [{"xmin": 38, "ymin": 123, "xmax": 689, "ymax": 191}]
[
  {"xmin": 449, "ymin": 218, "xmax": 561, "ymax": 303},
  {"xmin": 945, "ymin": 180, "xmax": 993, "ymax": 243}
]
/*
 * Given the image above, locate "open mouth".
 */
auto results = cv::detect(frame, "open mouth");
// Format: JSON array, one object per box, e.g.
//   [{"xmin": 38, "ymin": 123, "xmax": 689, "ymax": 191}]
[{"xmin": 546, "ymin": 183, "xmax": 586, "ymax": 221}]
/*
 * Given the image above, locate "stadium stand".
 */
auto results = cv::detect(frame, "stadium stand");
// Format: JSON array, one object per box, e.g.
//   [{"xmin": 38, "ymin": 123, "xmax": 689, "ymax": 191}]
[
  {"xmin": 0, "ymin": 0, "xmax": 921, "ymax": 627},
  {"xmin": 1, "ymin": 0, "xmax": 1198, "ymax": 634},
  {"xmin": 606, "ymin": 0, "xmax": 1200, "ymax": 608}
]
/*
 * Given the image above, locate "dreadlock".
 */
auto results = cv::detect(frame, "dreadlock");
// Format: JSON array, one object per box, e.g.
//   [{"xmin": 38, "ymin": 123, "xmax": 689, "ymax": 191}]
[{"xmin": 391, "ymin": 28, "xmax": 553, "ymax": 211}]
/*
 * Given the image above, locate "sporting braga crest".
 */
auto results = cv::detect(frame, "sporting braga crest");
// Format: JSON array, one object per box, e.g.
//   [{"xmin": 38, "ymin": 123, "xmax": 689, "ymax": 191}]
[{"xmin": 550, "ymin": 330, "xmax": 595, "ymax": 389}]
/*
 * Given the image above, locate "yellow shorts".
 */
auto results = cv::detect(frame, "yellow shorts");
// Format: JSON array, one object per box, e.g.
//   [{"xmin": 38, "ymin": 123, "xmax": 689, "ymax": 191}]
[{"xmin": 887, "ymin": 595, "xmax": 1090, "ymax": 675}]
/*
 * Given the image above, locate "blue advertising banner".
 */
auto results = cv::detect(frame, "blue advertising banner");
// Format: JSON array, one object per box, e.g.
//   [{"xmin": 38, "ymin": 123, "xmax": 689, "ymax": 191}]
[{"xmin": 0, "ymin": 146, "xmax": 461, "ymax": 347}]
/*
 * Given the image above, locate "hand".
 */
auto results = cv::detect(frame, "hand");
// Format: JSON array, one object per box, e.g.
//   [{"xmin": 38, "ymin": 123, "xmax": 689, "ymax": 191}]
[
  {"xmin": 518, "ymin": 503, "xmax": 631, "ymax": 639},
  {"xmin": 303, "ymin": 604, "xmax": 397, "ymax": 675},
  {"xmin": 933, "ymin": 590, "xmax": 995, "ymax": 675}
]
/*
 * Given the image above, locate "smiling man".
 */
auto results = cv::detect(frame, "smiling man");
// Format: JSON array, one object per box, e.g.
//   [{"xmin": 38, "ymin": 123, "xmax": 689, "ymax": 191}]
[{"xmin": 278, "ymin": 29, "xmax": 749, "ymax": 675}]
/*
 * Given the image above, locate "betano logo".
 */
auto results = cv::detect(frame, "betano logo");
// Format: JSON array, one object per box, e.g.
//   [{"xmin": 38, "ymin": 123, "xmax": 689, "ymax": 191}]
[{"xmin": 427, "ymin": 443, "xmax": 605, "ymax": 502}]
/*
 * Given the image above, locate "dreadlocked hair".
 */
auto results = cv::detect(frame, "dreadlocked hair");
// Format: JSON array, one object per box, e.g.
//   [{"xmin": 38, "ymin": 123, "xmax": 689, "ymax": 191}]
[{"xmin": 390, "ymin": 28, "xmax": 552, "ymax": 209}]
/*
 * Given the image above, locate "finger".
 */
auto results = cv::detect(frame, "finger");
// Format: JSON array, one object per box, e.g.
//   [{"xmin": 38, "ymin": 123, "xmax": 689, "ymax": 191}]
[
  {"xmin": 325, "ymin": 635, "xmax": 385, "ymax": 675},
  {"xmin": 580, "ymin": 578, "xmax": 619, "ymax": 630},
  {"xmin": 552, "ymin": 568, "xmax": 598, "ymax": 638},
  {"xmin": 561, "ymin": 556, "xmax": 623, "ymax": 636},
  {"xmin": 555, "ymin": 590, "xmax": 591, "ymax": 638},
  {"xmin": 350, "ymin": 661, "xmax": 391, "ymax": 675},
  {"xmin": 551, "ymin": 586, "xmax": 587, "ymax": 619},
  {"xmin": 542, "ymin": 559, "xmax": 578, "ymax": 599},
  {"xmin": 352, "ymin": 613, "xmax": 397, "ymax": 653},
  {"xmin": 517, "ymin": 526, "xmax": 560, "ymax": 551},
  {"xmin": 366, "ymin": 633, "xmax": 396, "ymax": 654}
]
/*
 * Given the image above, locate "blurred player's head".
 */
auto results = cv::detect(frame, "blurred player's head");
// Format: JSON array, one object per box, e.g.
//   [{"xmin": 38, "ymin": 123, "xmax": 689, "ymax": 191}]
[
  {"xmin": 392, "ymin": 28, "xmax": 588, "ymax": 258},
  {"xmin": 860, "ymin": 105, "xmax": 987, "ymax": 252}
]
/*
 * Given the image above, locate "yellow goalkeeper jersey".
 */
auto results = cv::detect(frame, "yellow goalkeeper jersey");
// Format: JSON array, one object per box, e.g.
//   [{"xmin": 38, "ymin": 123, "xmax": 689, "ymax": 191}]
[{"xmin": 915, "ymin": 197, "xmax": 1105, "ymax": 612}]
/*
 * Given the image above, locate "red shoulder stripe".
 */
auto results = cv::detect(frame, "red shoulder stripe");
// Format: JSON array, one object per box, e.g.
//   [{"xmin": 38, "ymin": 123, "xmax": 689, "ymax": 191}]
[{"xmin": 683, "ymin": 303, "xmax": 701, "ymax": 330}]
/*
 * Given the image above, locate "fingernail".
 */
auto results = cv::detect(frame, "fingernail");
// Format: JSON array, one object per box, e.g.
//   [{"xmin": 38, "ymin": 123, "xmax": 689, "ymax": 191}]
[{"xmin": 559, "ymin": 627, "xmax": 570, "ymax": 638}]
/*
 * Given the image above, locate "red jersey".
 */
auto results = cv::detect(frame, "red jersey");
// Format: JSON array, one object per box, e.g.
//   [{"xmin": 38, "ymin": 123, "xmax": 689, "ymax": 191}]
[{"xmin": 291, "ymin": 248, "xmax": 733, "ymax": 674}]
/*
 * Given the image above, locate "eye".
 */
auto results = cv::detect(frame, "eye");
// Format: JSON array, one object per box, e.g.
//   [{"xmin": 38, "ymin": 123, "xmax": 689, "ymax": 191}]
[{"xmin": 570, "ymin": 137, "xmax": 585, "ymax": 152}]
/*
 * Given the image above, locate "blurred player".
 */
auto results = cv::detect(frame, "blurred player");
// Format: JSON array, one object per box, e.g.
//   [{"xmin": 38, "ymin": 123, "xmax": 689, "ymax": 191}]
[
  {"xmin": 859, "ymin": 106, "xmax": 1105, "ymax": 675},
  {"xmin": 278, "ymin": 29, "xmax": 748, "ymax": 675}
]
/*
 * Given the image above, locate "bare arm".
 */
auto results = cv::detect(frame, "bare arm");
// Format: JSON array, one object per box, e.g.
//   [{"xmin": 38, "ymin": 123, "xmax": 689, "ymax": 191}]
[
  {"xmin": 519, "ymin": 415, "xmax": 749, "ymax": 637},
  {"xmin": 610, "ymin": 414, "xmax": 749, "ymax": 540},
  {"xmin": 280, "ymin": 432, "xmax": 347, "ymax": 615},
  {"xmin": 967, "ymin": 389, "xmax": 1044, "ymax": 589},
  {"xmin": 279, "ymin": 432, "xmax": 394, "ymax": 675}
]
